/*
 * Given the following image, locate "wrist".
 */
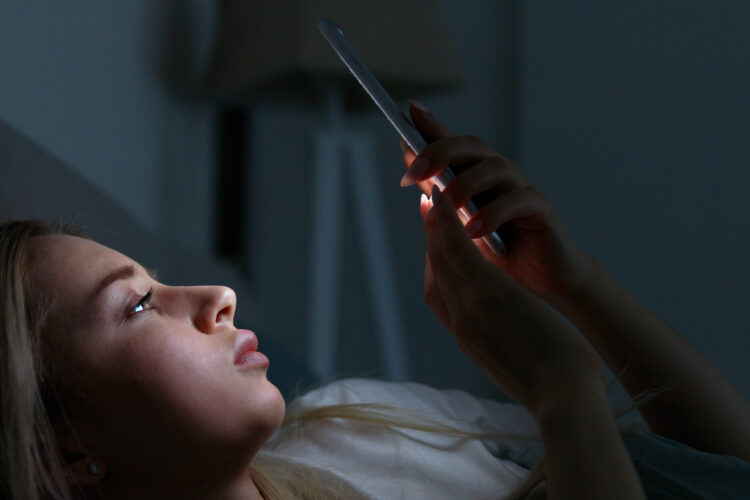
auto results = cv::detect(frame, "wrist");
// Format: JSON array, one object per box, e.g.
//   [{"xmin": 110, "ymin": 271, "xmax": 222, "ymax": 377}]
[
  {"xmin": 532, "ymin": 370, "xmax": 608, "ymax": 424},
  {"xmin": 533, "ymin": 376, "xmax": 646, "ymax": 500},
  {"xmin": 548, "ymin": 254, "xmax": 606, "ymax": 312}
]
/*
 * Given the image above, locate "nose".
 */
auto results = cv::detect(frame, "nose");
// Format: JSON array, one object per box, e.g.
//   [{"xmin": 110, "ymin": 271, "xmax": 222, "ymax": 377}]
[{"xmin": 191, "ymin": 286, "xmax": 236, "ymax": 333}]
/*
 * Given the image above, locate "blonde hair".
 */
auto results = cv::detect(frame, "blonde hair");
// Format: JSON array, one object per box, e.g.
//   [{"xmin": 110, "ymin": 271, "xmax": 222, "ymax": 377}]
[
  {"xmin": 0, "ymin": 218, "xmax": 656, "ymax": 499},
  {"xmin": 0, "ymin": 220, "xmax": 77, "ymax": 499}
]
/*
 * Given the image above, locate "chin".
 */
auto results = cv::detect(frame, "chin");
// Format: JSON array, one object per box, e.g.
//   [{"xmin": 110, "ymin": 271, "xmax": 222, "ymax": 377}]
[{"xmin": 257, "ymin": 379, "xmax": 286, "ymax": 436}]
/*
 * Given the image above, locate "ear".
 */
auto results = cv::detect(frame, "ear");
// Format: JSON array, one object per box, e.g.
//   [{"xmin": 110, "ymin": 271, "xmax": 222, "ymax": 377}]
[{"xmin": 56, "ymin": 434, "xmax": 106, "ymax": 486}]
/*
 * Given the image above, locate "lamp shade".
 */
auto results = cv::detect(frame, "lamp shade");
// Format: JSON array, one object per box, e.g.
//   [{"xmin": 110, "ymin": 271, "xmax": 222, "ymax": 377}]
[{"xmin": 201, "ymin": 0, "xmax": 466, "ymax": 106}]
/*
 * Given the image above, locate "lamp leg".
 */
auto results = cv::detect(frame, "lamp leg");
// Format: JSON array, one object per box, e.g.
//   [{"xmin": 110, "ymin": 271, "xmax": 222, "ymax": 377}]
[
  {"xmin": 307, "ymin": 130, "xmax": 344, "ymax": 380},
  {"xmin": 348, "ymin": 132, "xmax": 409, "ymax": 381}
]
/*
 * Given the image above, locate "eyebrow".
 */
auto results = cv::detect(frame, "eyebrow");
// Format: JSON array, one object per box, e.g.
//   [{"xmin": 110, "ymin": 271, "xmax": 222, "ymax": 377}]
[{"xmin": 88, "ymin": 264, "xmax": 158, "ymax": 303}]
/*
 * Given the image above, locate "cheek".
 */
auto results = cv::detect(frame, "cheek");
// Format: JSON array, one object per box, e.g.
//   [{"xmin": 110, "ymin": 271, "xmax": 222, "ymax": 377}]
[{"xmin": 104, "ymin": 326, "xmax": 283, "ymax": 445}]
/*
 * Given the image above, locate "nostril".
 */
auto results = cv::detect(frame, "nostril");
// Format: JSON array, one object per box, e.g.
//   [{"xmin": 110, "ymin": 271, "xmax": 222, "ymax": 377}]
[
  {"xmin": 213, "ymin": 286, "xmax": 236, "ymax": 326},
  {"xmin": 216, "ymin": 303, "xmax": 234, "ymax": 324}
]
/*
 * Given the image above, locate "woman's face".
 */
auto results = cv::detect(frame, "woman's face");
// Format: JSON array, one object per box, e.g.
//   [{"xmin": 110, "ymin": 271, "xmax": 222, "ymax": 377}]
[{"xmin": 28, "ymin": 234, "xmax": 284, "ymax": 491}]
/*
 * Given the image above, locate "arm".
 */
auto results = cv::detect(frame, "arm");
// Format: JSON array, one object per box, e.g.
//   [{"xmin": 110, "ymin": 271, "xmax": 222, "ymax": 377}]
[
  {"xmin": 403, "ymin": 103, "xmax": 750, "ymax": 462},
  {"xmin": 549, "ymin": 256, "xmax": 750, "ymax": 461},
  {"xmin": 536, "ymin": 378, "xmax": 645, "ymax": 500},
  {"xmin": 420, "ymin": 185, "xmax": 645, "ymax": 499}
]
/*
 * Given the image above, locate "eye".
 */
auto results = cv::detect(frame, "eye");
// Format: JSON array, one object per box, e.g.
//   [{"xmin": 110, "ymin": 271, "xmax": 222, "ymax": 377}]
[{"xmin": 130, "ymin": 287, "xmax": 154, "ymax": 315}]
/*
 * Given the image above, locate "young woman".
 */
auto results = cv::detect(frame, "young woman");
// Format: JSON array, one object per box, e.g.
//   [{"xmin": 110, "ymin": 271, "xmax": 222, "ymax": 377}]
[{"xmin": 2, "ymin": 104, "xmax": 749, "ymax": 499}]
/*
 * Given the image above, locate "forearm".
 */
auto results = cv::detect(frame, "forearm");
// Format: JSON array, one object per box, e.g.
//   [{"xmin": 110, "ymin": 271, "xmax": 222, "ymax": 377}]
[
  {"xmin": 535, "ymin": 381, "xmax": 645, "ymax": 500},
  {"xmin": 550, "ymin": 256, "xmax": 750, "ymax": 461}
]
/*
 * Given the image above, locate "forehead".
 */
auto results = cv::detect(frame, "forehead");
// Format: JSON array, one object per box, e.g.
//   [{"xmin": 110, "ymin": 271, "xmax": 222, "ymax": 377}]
[{"xmin": 28, "ymin": 235, "xmax": 134, "ymax": 307}]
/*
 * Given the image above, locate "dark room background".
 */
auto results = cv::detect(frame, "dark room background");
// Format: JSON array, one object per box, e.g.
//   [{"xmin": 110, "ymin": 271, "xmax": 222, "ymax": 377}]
[{"xmin": 1, "ymin": 1, "xmax": 748, "ymax": 405}]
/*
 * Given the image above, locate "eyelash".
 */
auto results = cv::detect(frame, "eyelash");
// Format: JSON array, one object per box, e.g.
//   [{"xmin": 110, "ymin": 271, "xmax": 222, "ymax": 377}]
[{"xmin": 130, "ymin": 287, "xmax": 154, "ymax": 316}]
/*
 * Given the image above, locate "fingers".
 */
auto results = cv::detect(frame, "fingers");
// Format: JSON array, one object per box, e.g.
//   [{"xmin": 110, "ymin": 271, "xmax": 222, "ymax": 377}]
[
  {"xmin": 465, "ymin": 188, "xmax": 553, "ymax": 239},
  {"xmin": 421, "ymin": 190, "xmax": 493, "ymax": 275},
  {"xmin": 419, "ymin": 194, "xmax": 453, "ymax": 330},
  {"xmin": 443, "ymin": 156, "xmax": 528, "ymax": 209},
  {"xmin": 423, "ymin": 189, "xmax": 467, "ymax": 295},
  {"xmin": 401, "ymin": 135, "xmax": 498, "ymax": 187},
  {"xmin": 423, "ymin": 186, "xmax": 487, "ymax": 284},
  {"xmin": 409, "ymin": 101, "xmax": 453, "ymax": 142},
  {"xmin": 400, "ymin": 102, "xmax": 494, "ymax": 187}
]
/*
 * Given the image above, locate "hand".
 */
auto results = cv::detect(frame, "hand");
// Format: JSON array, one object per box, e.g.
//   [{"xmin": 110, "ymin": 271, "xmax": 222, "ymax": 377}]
[
  {"xmin": 401, "ymin": 103, "xmax": 595, "ymax": 300},
  {"xmin": 421, "ymin": 184, "xmax": 604, "ymax": 415}
]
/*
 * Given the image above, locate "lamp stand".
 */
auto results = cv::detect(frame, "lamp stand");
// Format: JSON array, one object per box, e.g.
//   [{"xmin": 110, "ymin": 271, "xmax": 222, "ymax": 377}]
[{"xmin": 307, "ymin": 83, "xmax": 409, "ymax": 381}]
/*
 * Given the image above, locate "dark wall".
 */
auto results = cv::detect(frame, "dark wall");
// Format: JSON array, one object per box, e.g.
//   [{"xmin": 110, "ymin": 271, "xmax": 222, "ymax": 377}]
[
  {"xmin": 3, "ymin": 0, "xmax": 748, "ymax": 402},
  {"xmin": 520, "ymin": 1, "xmax": 750, "ymax": 397}
]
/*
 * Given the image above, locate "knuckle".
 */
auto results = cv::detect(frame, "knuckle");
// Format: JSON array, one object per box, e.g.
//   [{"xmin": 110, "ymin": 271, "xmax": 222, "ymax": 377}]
[
  {"xmin": 497, "ymin": 158, "xmax": 526, "ymax": 181},
  {"xmin": 518, "ymin": 187, "xmax": 535, "ymax": 201},
  {"xmin": 488, "ymin": 156, "xmax": 509, "ymax": 171},
  {"xmin": 465, "ymin": 135, "xmax": 484, "ymax": 148},
  {"xmin": 508, "ymin": 158, "xmax": 523, "ymax": 171},
  {"xmin": 486, "ymin": 159, "xmax": 525, "ymax": 189},
  {"xmin": 507, "ymin": 161, "xmax": 526, "ymax": 179},
  {"xmin": 485, "ymin": 168, "xmax": 509, "ymax": 188},
  {"xmin": 505, "ymin": 188, "xmax": 526, "ymax": 205},
  {"xmin": 533, "ymin": 190, "xmax": 553, "ymax": 211},
  {"xmin": 466, "ymin": 134, "xmax": 484, "ymax": 146}
]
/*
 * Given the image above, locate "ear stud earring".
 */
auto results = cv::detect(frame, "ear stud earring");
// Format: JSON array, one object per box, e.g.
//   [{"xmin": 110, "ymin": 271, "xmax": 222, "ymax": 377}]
[{"xmin": 88, "ymin": 462, "xmax": 102, "ymax": 475}]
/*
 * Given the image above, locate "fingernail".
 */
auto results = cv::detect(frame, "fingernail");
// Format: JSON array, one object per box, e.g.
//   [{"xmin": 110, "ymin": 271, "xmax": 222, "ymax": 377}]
[
  {"xmin": 431, "ymin": 184, "xmax": 441, "ymax": 205},
  {"xmin": 465, "ymin": 218, "xmax": 482, "ymax": 237},
  {"xmin": 399, "ymin": 138, "xmax": 408, "ymax": 153},
  {"xmin": 409, "ymin": 100, "xmax": 431, "ymax": 114},
  {"xmin": 400, "ymin": 157, "xmax": 430, "ymax": 187}
]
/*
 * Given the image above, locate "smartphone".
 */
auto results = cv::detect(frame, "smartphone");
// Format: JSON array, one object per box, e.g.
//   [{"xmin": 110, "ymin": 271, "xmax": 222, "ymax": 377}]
[{"xmin": 318, "ymin": 18, "xmax": 506, "ymax": 256}]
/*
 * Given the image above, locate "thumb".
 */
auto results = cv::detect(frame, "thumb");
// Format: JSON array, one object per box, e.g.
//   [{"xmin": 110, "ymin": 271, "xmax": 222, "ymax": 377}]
[{"xmin": 409, "ymin": 101, "xmax": 453, "ymax": 143}]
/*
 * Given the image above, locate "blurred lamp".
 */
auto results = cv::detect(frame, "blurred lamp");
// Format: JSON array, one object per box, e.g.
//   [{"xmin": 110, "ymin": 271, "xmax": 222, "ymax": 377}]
[{"xmin": 201, "ymin": 0, "xmax": 465, "ymax": 106}]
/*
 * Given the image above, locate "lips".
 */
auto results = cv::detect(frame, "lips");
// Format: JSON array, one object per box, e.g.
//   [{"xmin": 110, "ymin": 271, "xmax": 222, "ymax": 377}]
[{"xmin": 233, "ymin": 329, "xmax": 259, "ymax": 365}]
